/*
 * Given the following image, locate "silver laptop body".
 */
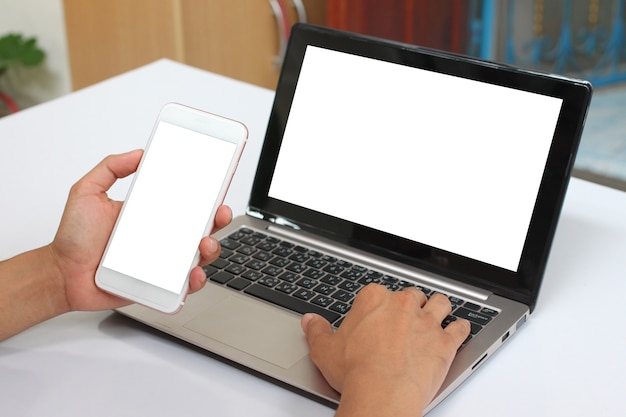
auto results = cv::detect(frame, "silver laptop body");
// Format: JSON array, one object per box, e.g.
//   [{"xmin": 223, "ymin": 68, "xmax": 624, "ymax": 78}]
[{"xmin": 119, "ymin": 24, "xmax": 592, "ymax": 414}]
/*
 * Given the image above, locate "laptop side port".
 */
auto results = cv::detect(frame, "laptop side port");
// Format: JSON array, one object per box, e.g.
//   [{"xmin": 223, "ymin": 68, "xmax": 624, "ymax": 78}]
[{"xmin": 472, "ymin": 353, "xmax": 488, "ymax": 370}]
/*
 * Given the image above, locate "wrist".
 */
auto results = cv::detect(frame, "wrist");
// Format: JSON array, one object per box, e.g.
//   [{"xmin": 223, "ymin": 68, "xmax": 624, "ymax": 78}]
[
  {"xmin": 0, "ymin": 245, "xmax": 70, "ymax": 341},
  {"xmin": 42, "ymin": 244, "xmax": 73, "ymax": 314},
  {"xmin": 335, "ymin": 369, "xmax": 426, "ymax": 417}
]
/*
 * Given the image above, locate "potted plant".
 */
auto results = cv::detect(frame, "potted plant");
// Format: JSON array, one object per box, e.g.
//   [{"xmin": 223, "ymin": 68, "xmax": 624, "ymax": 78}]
[{"xmin": 0, "ymin": 33, "xmax": 45, "ymax": 117}]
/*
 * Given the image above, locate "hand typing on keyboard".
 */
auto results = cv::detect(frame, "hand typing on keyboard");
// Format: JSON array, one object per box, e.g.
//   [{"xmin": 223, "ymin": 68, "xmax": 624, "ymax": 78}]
[{"xmin": 301, "ymin": 284, "xmax": 470, "ymax": 417}]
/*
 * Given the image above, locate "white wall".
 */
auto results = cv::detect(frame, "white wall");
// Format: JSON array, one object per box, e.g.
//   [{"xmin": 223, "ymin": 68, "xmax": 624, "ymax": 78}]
[{"xmin": 0, "ymin": 0, "xmax": 72, "ymax": 109}]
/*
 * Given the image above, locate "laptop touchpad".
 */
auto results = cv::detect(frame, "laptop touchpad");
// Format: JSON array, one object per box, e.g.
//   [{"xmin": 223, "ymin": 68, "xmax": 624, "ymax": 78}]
[{"xmin": 184, "ymin": 295, "xmax": 309, "ymax": 369}]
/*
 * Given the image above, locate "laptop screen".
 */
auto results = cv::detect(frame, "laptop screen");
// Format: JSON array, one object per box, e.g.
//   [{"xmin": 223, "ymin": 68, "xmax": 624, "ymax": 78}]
[
  {"xmin": 268, "ymin": 45, "xmax": 563, "ymax": 273},
  {"xmin": 250, "ymin": 24, "xmax": 592, "ymax": 309}
]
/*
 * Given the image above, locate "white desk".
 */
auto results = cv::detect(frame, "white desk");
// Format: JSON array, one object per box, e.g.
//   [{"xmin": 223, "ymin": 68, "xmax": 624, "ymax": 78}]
[{"xmin": 1, "ymin": 59, "xmax": 625, "ymax": 416}]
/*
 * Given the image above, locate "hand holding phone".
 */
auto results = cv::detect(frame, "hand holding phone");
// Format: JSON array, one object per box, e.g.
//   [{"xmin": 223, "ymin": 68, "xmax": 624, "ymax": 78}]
[{"xmin": 96, "ymin": 103, "xmax": 247, "ymax": 313}]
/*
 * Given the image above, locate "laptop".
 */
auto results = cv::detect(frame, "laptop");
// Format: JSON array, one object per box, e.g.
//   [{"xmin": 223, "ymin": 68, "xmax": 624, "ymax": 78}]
[{"xmin": 118, "ymin": 23, "xmax": 592, "ymax": 413}]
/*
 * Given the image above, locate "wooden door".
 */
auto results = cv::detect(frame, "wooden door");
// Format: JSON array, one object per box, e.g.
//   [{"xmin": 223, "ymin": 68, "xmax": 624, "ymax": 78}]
[{"xmin": 64, "ymin": 0, "xmax": 184, "ymax": 90}]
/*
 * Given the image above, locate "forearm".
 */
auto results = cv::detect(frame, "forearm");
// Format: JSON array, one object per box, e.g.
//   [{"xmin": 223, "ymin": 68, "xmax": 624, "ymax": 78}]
[{"xmin": 0, "ymin": 245, "xmax": 69, "ymax": 341}]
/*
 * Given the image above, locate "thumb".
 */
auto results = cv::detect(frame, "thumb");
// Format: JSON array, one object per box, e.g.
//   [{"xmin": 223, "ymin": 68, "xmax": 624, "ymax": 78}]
[
  {"xmin": 301, "ymin": 313, "xmax": 333, "ymax": 350},
  {"xmin": 80, "ymin": 149, "xmax": 143, "ymax": 194}
]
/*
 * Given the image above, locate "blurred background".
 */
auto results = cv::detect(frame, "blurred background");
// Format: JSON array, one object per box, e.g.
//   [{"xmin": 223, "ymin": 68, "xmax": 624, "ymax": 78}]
[{"xmin": 1, "ymin": 0, "xmax": 625, "ymax": 190}]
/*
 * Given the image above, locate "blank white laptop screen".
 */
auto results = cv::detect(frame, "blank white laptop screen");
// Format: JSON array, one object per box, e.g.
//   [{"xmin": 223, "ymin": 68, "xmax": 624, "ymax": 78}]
[{"xmin": 268, "ymin": 45, "xmax": 564, "ymax": 272}]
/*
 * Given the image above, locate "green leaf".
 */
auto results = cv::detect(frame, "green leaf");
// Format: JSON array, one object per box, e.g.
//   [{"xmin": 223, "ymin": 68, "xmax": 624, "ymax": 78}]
[{"xmin": 0, "ymin": 33, "xmax": 45, "ymax": 71}]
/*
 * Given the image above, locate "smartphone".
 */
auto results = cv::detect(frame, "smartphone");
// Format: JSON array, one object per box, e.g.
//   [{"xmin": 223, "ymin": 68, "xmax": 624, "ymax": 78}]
[{"xmin": 95, "ymin": 103, "xmax": 247, "ymax": 313}]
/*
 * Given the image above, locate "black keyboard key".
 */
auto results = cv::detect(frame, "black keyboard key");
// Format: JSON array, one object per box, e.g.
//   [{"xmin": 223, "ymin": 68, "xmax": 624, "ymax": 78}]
[
  {"xmin": 338, "ymin": 280, "xmax": 362, "ymax": 293},
  {"xmin": 286, "ymin": 262, "xmax": 307, "ymax": 274},
  {"xmin": 296, "ymin": 277, "xmax": 317, "ymax": 289},
  {"xmin": 258, "ymin": 276, "xmax": 280, "ymax": 287},
  {"xmin": 449, "ymin": 296, "xmax": 464, "ymax": 306},
  {"xmin": 415, "ymin": 286, "xmax": 432, "ymax": 295},
  {"xmin": 480, "ymin": 307, "xmax": 499, "ymax": 316},
  {"xmin": 306, "ymin": 258, "xmax": 327, "ymax": 269},
  {"xmin": 244, "ymin": 259, "xmax": 266, "ymax": 270},
  {"xmin": 202, "ymin": 265, "xmax": 218, "ymax": 277},
  {"xmin": 245, "ymin": 284, "xmax": 340, "ymax": 324},
  {"xmin": 275, "ymin": 282, "xmax": 297, "ymax": 294},
  {"xmin": 278, "ymin": 271, "xmax": 299, "ymax": 283},
  {"xmin": 382, "ymin": 275, "xmax": 398, "ymax": 284},
  {"xmin": 383, "ymin": 282, "xmax": 402, "ymax": 291},
  {"xmin": 257, "ymin": 241, "xmax": 277, "ymax": 251},
  {"xmin": 210, "ymin": 271, "xmax": 234, "ymax": 284},
  {"xmin": 289, "ymin": 252, "xmax": 309, "ymax": 263},
  {"xmin": 241, "ymin": 270, "xmax": 263, "ymax": 281},
  {"xmin": 441, "ymin": 315, "xmax": 457, "ymax": 328},
  {"xmin": 225, "ymin": 264, "xmax": 246, "ymax": 275},
  {"xmin": 219, "ymin": 248, "xmax": 233, "ymax": 259},
  {"xmin": 252, "ymin": 251, "xmax": 273, "ymax": 261},
  {"xmin": 313, "ymin": 283, "xmax": 335, "ymax": 296},
  {"xmin": 340, "ymin": 269, "xmax": 363, "ymax": 281},
  {"xmin": 265, "ymin": 236, "xmax": 280, "ymax": 244},
  {"xmin": 321, "ymin": 274, "xmax": 342, "ymax": 286},
  {"xmin": 237, "ymin": 245, "xmax": 257, "ymax": 256},
  {"xmin": 358, "ymin": 276, "xmax": 382, "ymax": 285},
  {"xmin": 211, "ymin": 258, "xmax": 230, "ymax": 269},
  {"xmin": 321, "ymin": 255, "xmax": 337, "ymax": 263},
  {"xmin": 229, "ymin": 254, "xmax": 249, "ymax": 264},
  {"xmin": 303, "ymin": 268, "xmax": 326, "ymax": 280},
  {"xmin": 227, "ymin": 277, "xmax": 252, "ymax": 291},
  {"xmin": 228, "ymin": 231, "xmax": 249, "ymax": 240},
  {"xmin": 454, "ymin": 307, "xmax": 493, "ymax": 326},
  {"xmin": 331, "ymin": 289, "xmax": 354, "ymax": 302},
  {"xmin": 311, "ymin": 295, "xmax": 334, "ymax": 307},
  {"xmin": 261, "ymin": 265, "xmax": 282, "ymax": 276},
  {"xmin": 323, "ymin": 264, "xmax": 345, "ymax": 275},
  {"xmin": 293, "ymin": 288, "xmax": 315, "ymax": 301},
  {"xmin": 220, "ymin": 238, "xmax": 240, "ymax": 250},
  {"xmin": 468, "ymin": 322, "xmax": 483, "ymax": 335},
  {"xmin": 463, "ymin": 302, "xmax": 481, "ymax": 311},
  {"xmin": 365, "ymin": 270, "xmax": 383, "ymax": 279},
  {"xmin": 269, "ymin": 257, "xmax": 290, "ymax": 267},
  {"xmin": 330, "ymin": 301, "xmax": 351, "ymax": 315},
  {"xmin": 240, "ymin": 236, "xmax": 263, "ymax": 246}
]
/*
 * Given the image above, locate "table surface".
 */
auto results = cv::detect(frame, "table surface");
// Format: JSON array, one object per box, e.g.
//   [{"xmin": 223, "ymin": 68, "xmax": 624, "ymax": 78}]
[{"xmin": 1, "ymin": 59, "xmax": 625, "ymax": 416}]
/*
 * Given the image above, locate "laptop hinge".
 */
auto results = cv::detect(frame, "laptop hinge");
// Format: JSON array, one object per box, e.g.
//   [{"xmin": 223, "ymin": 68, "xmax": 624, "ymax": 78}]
[{"xmin": 247, "ymin": 209, "xmax": 301, "ymax": 230}]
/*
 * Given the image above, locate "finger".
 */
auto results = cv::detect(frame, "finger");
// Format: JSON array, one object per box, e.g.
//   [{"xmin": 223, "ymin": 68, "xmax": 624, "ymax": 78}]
[
  {"xmin": 422, "ymin": 293, "xmax": 453, "ymax": 320},
  {"xmin": 349, "ymin": 283, "xmax": 387, "ymax": 311},
  {"xmin": 301, "ymin": 313, "xmax": 333, "ymax": 352},
  {"xmin": 188, "ymin": 266, "xmax": 208, "ymax": 294},
  {"xmin": 213, "ymin": 205, "xmax": 233, "ymax": 232},
  {"xmin": 80, "ymin": 150, "xmax": 144, "ymax": 194},
  {"xmin": 401, "ymin": 286, "xmax": 428, "ymax": 307},
  {"xmin": 444, "ymin": 318, "xmax": 471, "ymax": 347},
  {"xmin": 198, "ymin": 236, "xmax": 220, "ymax": 264}
]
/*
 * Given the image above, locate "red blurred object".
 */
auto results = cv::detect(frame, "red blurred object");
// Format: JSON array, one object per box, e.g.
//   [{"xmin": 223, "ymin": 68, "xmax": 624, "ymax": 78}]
[{"xmin": 0, "ymin": 91, "xmax": 19, "ymax": 113}]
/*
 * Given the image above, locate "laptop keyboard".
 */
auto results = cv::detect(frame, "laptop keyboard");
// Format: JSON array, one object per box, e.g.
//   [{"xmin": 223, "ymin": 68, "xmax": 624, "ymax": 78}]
[{"xmin": 203, "ymin": 228, "xmax": 499, "ymax": 346}]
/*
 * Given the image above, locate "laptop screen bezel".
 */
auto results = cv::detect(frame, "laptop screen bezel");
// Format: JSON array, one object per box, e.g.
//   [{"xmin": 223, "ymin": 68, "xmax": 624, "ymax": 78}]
[{"xmin": 248, "ymin": 24, "xmax": 592, "ymax": 311}]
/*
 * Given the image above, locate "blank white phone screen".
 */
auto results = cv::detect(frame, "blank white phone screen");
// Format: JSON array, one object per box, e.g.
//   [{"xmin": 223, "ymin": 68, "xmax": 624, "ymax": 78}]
[{"xmin": 101, "ymin": 121, "xmax": 237, "ymax": 294}]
